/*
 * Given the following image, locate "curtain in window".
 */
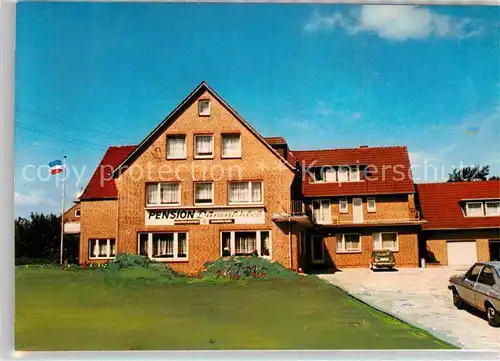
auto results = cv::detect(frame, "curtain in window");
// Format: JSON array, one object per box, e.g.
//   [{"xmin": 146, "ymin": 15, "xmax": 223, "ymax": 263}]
[
  {"xmin": 99, "ymin": 240, "xmax": 107, "ymax": 257},
  {"xmin": 373, "ymin": 233, "xmax": 382, "ymax": 250},
  {"xmin": 486, "ymin": 202, "xmax": 500, "ymax": 216},
  {"xmin": 222, "ymin": 135, "xmax": 241, "ymax": 157},
  {"xmin": 321, "ymin": 201, "xmax": 330, "ymax": 223},
  {"xmin": 325, "ymin": 167, "xmax": 336, "ymax": 182},
  {"xmin": 161, "ymin": 183, "xmax": 179, "ymax": 204},
  {"xmin": 350, "ymin": 166, "xmax": 360, "ymax": 181},
  {"xmin": 154, "ymin": 234, "xmax": 174, "ymax": 257},
  {"xmin": 167, "ymin": 137, "xmax": 185, "ymax": 158},
  {"xmin": 110, "ymin": 240, "xmax": 116, "ymax": 257},
  {"xmin": 221, "ymin": 232, "xmax": 231, "ymax": 256},
  {"xmin": 339, "ymin": 199, "xmax": 348, "ymax": 213},
  {"xmin": 338, "ymin": 166, "xmax": 349, "ymax": 182},
  {"xmin": 196, "ymin": 136, "xmax": 213, "ymax": 155},
  {"xmin": 260, "ymin": 231, "xmax": 270, "ymax": 256},
  {"xmin": 235, "ymin": 232, "xmax": 256, "ymax": 254},
  {"xmin": 251, "ymin": 182, "xmax": 262, "ymax": 202},
  {"xmin": 345, "ymin": 234, "xmax": 360, "ymax": 250},
  {"xmin": 177, "ymin": 233, "xmax": 187, "ymax": 257},
  {"xmin": 335, "ymin": 234, "xmax": 343, "ymax": 251},
  {"xmin": 139, "ymin": 234, "xmax": 148, "ymax": 256},
  {"xmin": 382, "ymin": 233, "xmax": 397, "ymax": 250},
  {"xmin": 467, "ymin": 203, "xmax": 483, "ymax": 216},
  {"xmin": 91, "ymin": 240, "xmax": 99, "ymax": 257},
  {"xmin": 147, "ymin": 184, "xmax": 158, "ymax": 204},
  {"xmin": 230, "ymin": 182, "xmax": 249, "ymax": 202},
  {"xmin": 195, "ymin": 183, "xmax": 212, "ymax": 203}
]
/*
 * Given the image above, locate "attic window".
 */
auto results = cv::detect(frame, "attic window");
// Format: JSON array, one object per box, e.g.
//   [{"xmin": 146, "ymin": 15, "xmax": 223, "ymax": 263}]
[
  {"xmin": 75, "ymin": 209, "xmax": 81, "ymax": 217},
  {"xmin": 198, "ymin": 99, "xmax": 210, "ymax": 116}
]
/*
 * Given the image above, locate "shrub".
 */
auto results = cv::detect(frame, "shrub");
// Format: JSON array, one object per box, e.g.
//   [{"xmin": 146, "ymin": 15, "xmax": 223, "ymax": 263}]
[
  {"xmin": 201, "ymin": 255, "xmax": 298, "ymax": 280},
  {"xmin": 108, "ymin": 253, "xmax": 151, "ymax": 269}
]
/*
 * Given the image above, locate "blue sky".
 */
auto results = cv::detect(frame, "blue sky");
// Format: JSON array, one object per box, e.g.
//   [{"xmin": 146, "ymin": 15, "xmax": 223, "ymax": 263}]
[{"xmin": 14, "ymin": 3, "xmax": 500, "ymax": 218}]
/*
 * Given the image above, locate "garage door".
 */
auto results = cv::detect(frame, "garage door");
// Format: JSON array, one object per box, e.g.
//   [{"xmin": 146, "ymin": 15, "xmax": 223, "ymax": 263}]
[{"xmin": 447, "ymin": 241, "xmax": 477, "ymax": 265}]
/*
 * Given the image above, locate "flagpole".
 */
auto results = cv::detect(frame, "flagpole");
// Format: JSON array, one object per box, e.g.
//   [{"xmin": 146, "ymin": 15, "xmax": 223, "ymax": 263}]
[{"xmin": 60, "ymin": 156, "xmax": 67, "ymax": 265}]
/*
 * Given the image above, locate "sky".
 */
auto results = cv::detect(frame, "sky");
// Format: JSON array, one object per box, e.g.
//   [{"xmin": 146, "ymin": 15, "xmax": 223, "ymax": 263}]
[{"xmin": 14, "ymin": 3, "xmax": 500, "ymax": 218}]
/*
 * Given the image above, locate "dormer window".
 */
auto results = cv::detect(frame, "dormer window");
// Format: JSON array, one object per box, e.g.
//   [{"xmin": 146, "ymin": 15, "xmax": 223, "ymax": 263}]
[
  {"xmin": 465, "ymin": 201, "xmax": 500, "ymax": 217},
  {"xmin": 466, "ymin": 202, "xmax": 483, "ymax": 217},
  {"xmin": 198, "ymin": 99, "xmax": 210, "ymax": 116}
]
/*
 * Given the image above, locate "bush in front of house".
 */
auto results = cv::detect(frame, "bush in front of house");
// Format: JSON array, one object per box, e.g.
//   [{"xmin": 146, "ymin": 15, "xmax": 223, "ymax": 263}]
[
  {"xmin": 107, "ymin": 253, "xmax": 151, "ymax": 269},
  {"xmin": 201, "ymin": 255, "xmax": 298, "ymax": 280}
]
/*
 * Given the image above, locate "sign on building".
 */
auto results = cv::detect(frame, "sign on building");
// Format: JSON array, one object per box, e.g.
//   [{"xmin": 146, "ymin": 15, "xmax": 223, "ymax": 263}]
[{"xmin": 145, "ymin": 208, "xmax": 266, "ymax": 226}]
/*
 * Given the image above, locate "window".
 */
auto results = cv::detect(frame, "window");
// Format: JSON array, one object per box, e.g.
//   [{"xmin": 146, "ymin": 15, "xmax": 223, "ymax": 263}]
[
  {"xmin": 336, "ymin": 233, "xmax": 361, "ymax": 252},
  {"xmin": 194, "ymin": 135, "xmax": 214, "ymax": 158},
  {"xmin": 466, "ymin": 264, "xmax": 483, "ymax": 282},
  {"xmin": 486, "ymin": 201, "xmax": 500, "ymax": 216},
  {"xmin": 350, "ymin": 166, "xmax": 360, "ymax": 181},
  {"xmin": 228, "ymin": 181, "xmax": 263, "ymax": 204},
  {"xmin": 89, "ymin": 239, "xmax": 116, "ymax": 259},
  {"xmin": 477, "ymin": 266, "xmax": 496, "ymax": 286},
  {"xmin": 138, "ymin": 232, "xmax": 188, "ymax": 261},
  {"xmin": 373, "ymin": 232, "xmax": 398, "ymax": 251},
  {"xmin": 312, "ymin": 199, "xmax": 331, "ymax": 224},
  {"xmin": 311, "ymin": 167, "xmax": 337, "ymax": 183},
  {"xmin": 367, "ymin": 197, "xmax": 376, "ymax": 212},
  {"xmin": 146, "ymin": 183, "xmax": 180, "ymax": 206},
  {"xmin": 75, "ymin": 209, "xmax": 81, "ymax": 217},
  {"xmin": 466, "ymin": 202, "xmax": 484, "ymax": 217},
  {"xmin": 221, "ymin": 134, "xmax": 241, "ymax": 158},
  {"xmin": 311, "ymin": 235, "xmax": 324, "ymax": 263},
  {"xmin": 198, "ymin": 99, "xmax": 210, "ymax": 116},
  {"xmin": 339, "ymin": 199, "xmax": 348, "ymax": 214},
  {"xmin": 194, "ymin": 182, "xmax": 214, "ymax": 204},
  {"xmin": 220, "ymin": 231, "xmax": 271, "ymax": 257},
  {"xmin": 166, "ymin": 135, "xmax": 186, "ymax": 159},
  {"xmin": 338, "ymin": 166, "xmax": 349, "ymax": 182}
]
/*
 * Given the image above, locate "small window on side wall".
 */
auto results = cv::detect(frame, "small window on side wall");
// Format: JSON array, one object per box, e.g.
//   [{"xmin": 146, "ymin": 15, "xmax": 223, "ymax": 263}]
[
  {"xmin": 75, "ymin": 209, "xmax": 81, "ymax": 217},
  {"xmin": 198, "ymin": 99, "xmax": 210, "ymax": 116},
  {"xmin": 339, "ymin": 199, "xmax": 348, "ymax": 214},
  {"xmin": 367, "ymin": 197, "xmax": 376, "ymax": 212}
]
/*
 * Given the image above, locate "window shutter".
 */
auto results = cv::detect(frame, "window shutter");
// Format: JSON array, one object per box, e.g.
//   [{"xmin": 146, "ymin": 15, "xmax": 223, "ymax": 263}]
[
  {"xmin": 373, "ymin": 232, "xmax": 382, "ymax": 250},
  {"xmin": 335, "ymin": 234, "xmax": 343, "ymax": 252}
]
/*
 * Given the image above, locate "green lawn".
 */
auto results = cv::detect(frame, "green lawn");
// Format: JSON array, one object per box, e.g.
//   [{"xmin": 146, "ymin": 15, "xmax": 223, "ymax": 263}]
[{"xmin": 15, "ymin": 267, "xmax": 455, "ymax": 350}]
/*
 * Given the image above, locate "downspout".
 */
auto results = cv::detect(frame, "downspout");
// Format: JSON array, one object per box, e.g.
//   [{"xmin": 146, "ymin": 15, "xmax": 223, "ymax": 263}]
[{"xmin": 288, "ymin": 218, "xmax": 292, "ymax": 269}]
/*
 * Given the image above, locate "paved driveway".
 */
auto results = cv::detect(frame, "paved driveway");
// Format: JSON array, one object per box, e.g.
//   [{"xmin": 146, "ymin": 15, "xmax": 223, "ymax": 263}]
[{"xmin": 319, "ymin": 267, "xmax": 500, "ymax": 350}]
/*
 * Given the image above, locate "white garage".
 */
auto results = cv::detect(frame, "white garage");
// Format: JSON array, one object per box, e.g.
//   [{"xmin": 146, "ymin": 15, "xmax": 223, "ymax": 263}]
[{"xmin": 447, "ymin": 240, "xmax": 477, "ymax": 266}]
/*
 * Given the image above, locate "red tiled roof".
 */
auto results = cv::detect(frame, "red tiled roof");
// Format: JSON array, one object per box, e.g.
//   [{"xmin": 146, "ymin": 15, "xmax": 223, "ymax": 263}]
[
  {"xmin": 292, "ymin": 146, "xmax": 415, "ymax": 197},
  {"xmin": 416, "ymin": 181, "xmax": 500, "ymax": 230},
  {"xmin": 79, "ymin": 145, "xmax": 137, "ymax": 200},
  {"xmin": 264, "ymin": 136, "xmax": 287, "ymax": 145}
]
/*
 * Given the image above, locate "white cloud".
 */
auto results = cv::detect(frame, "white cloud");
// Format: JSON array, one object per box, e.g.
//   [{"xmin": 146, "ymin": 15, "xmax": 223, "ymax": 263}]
[
  {"xmin": 14, "ymin": 189, "xmax": 56, "ymax": 207},
  {"xmin": 304, "ymin": 6, "xmax": 484, "ymax": 41}
]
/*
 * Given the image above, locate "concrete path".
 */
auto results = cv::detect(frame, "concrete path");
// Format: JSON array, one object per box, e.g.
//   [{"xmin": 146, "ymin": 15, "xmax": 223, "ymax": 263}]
[{"xmin": 319, "ymin": 267, "xmax": 500, "ymax": 350}]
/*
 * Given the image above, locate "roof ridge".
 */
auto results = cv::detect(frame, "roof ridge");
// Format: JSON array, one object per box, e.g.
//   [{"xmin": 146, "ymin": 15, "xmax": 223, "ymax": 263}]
[
  {"xmin": 292, "ymin": 145, "xmax": 408, "ymax": 153},
  {"xmin": 416, "ymin": 180, "xmax": 500, "ymax": 186}
]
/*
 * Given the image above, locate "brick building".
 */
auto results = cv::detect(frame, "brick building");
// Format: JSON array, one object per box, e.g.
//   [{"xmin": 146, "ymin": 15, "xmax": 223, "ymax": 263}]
[
  {"xmin": 76, "ymin": 81, "xmax": 500, "ymax": 272},
  {"xmin": 416, "ymin": 181, "xmax": 500, "ymax": 266}
]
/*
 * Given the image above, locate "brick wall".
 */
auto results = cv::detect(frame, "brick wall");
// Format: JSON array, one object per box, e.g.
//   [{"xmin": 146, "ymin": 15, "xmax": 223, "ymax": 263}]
[{"xmin": 63, "ymin": 203, "xmax": 81, "ymax": 223}]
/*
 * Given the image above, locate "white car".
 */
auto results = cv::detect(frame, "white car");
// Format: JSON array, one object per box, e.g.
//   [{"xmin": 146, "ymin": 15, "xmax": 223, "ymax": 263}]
[{"xmin": 448, "ymin": 261, "xmax": 500, "ymax": 327}]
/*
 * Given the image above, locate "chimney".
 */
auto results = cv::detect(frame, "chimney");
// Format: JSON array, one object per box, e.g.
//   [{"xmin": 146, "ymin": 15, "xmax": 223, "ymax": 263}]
[{"xmin": 359, "ymin": 145, "xmax": 369, "ymax": 149}]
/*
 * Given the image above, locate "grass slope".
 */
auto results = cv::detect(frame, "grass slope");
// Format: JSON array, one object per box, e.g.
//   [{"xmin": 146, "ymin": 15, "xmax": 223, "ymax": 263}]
[{"xmin": 15, "ymin": 267, "xmax": 455, "ymax": 350}]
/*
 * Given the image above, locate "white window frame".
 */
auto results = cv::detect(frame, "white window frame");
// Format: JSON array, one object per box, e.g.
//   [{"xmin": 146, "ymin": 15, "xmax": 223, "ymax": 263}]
[
  {"xmin": 220, "ymin": 230, "xmax": 272, "ymax": 258},
  {"xmin": 466, "ymin": 202, "xmax": 484, "ymax": 217},
  {"xmin": 372, "ymin": 232, "xmax": 399, "ymax": 252},
  {"xmin": 166, "ymin": 135, "xmax": 186, "ymax": 160},
  {"xmin": 485, "ymin": 201, "xmax": 500, "ymax": 216},
  {"xmin": 311, "ymin": 235, "xmax": 325, "ymax": 264},
  {"xmin": 339, "ymin": 199, "xmax": 348, "ymax": 214},
  {"xmin": 194, "ymin": 134, "xmax": 214, "ymax": 159},
  {"xmin": 221, "ymin": 134, "xmax": 242, "ymax": 158},
  {"xmin": 198, "ymin": 99, "xmax": 211, "ymax": 116},
  {"xmin": 146, "ymin": 182, "xmax": 181, "ymax": 207},
  {"xmin": 338, "ymin": 166, "xmax": 350, "ymax": 182},
  {"xmin": 350, "ymin": 165, "xmax": 360, "ymax": 181},
  {"xmin": 228, "ymin": 181, "xmax": 264, "ymax": 204},
  {"xmin": 74, "ymin": 209, "xmax": 81, "ymax": 218},
  {"xmin": 336, "ymin": 233, "xmax": 362, "ymax": 253},
  {"xmin": 89, "ymin": 238, "xmax": 116, "ymax": 260},
  {"xmin": 194, "ymin": 182, "xmax": 214, "ymax": 205},
  {"xmin": 137, "ymin": 232, "xmax": 189, "ymax": 262},
  {"xmin": 312, "ymin": 199, "xmax": 331, "ymax": 224},
  {"xmin": 367, "ymin": 197, "xmax": 376, "ymax": 213}
]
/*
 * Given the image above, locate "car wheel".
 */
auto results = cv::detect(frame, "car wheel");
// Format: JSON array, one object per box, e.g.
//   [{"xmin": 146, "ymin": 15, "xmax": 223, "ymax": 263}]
[
  {"xmin": 452, "ymin": 291, "xmax": 464, "ymax": 310},
  {"xmin": 486, "ymin": 304, "xmax": 500, "ymax": 327}
]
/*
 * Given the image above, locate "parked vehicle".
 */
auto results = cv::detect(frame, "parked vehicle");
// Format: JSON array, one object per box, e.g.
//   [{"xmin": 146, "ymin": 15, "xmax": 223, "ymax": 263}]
[
  {"xmin": 369, "ymin": 250, "xmax": 395, "ymax": 270},
  {"xmin": 448, "ymin": 261, "xmax": 500, "ymax": 327}
]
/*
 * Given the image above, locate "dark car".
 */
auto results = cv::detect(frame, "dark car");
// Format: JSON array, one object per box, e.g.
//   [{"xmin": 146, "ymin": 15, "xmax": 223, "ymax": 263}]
[{"xmin": 369, "ymin": 250, "xmax": 395, "ymax": 270}]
